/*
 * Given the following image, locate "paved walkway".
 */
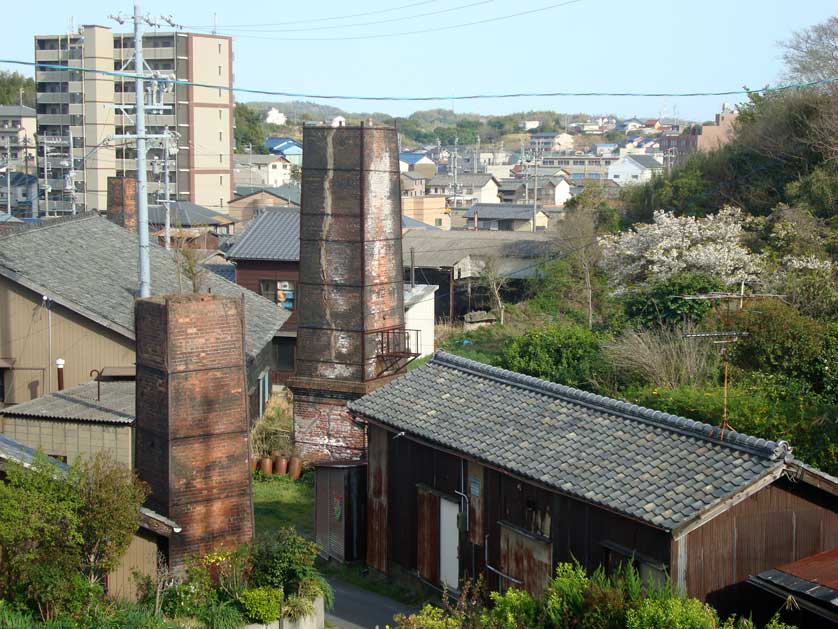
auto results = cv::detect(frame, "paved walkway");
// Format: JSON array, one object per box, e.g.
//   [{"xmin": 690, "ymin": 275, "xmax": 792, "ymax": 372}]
[{"xmin": 325, "ymin": 578, "xmax": 417, "ymax": 629}]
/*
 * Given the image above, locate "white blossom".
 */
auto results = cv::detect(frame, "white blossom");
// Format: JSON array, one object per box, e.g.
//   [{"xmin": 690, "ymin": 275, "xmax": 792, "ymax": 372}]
[{"xmin": 599, "ymin": 206, "xmax": 763, "ymax": 288}]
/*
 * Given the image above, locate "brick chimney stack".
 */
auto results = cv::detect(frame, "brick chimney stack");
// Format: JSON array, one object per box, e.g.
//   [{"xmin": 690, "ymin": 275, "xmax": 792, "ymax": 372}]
[
  {"xmin": 134, "ymin": 294, "xmax": 254, "ymax": 569},
  {"xmin": 289, "ymin": 124, "xmax": 406, "ymax": 462},
  {"xmin": 106, "ymin": 177, "xmax": 137, "ymax": 231}
]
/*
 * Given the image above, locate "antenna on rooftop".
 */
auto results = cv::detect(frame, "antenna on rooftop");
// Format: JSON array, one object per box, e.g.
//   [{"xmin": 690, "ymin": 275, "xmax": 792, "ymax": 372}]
[{"xmin": 680, "ymin": 283, "xmax": 785, "ymax": 435}]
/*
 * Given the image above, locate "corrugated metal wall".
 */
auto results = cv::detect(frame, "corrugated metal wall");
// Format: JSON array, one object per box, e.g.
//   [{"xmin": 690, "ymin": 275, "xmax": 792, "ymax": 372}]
[{"xmin": 106, "ymin": 529, "xmax": 159, "ymax": 601}]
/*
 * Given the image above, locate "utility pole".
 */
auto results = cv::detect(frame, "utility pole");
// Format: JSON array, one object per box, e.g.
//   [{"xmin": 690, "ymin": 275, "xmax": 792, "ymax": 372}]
[
  {"xmin": 4, "ymin": 138, "xmax": 10, "ymax": 214},
  {"xmin": 133, "ymin": 3, "xmax": 151, "ymax": 298},
  {"xmin": 67, "ymin": 130, "xmax": 76, "ymax": 215},
  {"xmin": 532, "ymin": 149, "xmax": 539, "ymax": 233},
  {"xmin": 42, "ymin": 139, "xmax": 50, "ymax": 216}
]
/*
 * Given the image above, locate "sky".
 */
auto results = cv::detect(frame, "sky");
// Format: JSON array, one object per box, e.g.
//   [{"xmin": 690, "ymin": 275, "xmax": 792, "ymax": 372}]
[{"xmin": 2, "ymin": 0, "xmax": 836, "ymax": 121}]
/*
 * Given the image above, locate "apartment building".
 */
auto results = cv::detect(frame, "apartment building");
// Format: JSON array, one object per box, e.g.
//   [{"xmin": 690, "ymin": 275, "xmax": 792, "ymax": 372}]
[
  {"xmin": 539, "ymin": 153, "xmax": 618, "ymax": 180},
  {"xmin": 34, "ymin": 25, "xmax": 233, "ymax": 215},
  {"xmin": 0, "ymin": 105, "xmax": 37, "ymax": 174}
]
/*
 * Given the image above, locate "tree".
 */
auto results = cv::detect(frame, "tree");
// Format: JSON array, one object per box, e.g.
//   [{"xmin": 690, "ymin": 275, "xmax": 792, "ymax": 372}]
[
  {"xmin": 74, "ymin": 452, "xmax": 149, "ymax": 584},
  {"xmin": 289, "ymin": 163, "xmax": 301, "ymax": 184},
  {"xmin": 556, "ymin": 209, "xmax": 601, "ymax": 329},
  {"xmin": 478, "ymin": 257, "xmax": 507, "ymax": 324},
  {"xmin": 234, "ymin": 103, "xmax": 269, "ymax": 154},
  {"xmin": 599, "ymin": 207, "xmax": 762, "ymax": 289},
  {"xmin": 0, "ymin": 71, "xmax": 35, "ymax": 107},
  {"xmin": 780, "ymin": 17, "xmax": 838, "ymax": 84}
]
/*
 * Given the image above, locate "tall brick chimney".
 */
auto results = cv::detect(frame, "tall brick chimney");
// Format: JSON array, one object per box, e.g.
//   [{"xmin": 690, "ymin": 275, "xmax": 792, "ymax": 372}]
[
  {"xmin": 289, "ymin": 123, "xmax": 407, "ymax": 462},
  {"xmin": 134, "ymin": 294, "xmax": 253, "ymax": 569},
  {"xmin": 107, "ymin": 176, "xmax": 137, "ymax": 231}
]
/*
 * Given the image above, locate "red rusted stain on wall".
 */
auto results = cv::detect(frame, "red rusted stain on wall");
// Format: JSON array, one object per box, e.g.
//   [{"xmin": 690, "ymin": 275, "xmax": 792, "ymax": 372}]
[{"xmin": 366, "ymin": 426, "xmax": 389, "ymax": 573}]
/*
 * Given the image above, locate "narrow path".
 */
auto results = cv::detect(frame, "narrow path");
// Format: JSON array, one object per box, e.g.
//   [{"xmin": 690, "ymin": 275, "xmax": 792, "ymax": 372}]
[{"xmin": 325, "ymin": 578, "xmax": 417, "ymax": 629}]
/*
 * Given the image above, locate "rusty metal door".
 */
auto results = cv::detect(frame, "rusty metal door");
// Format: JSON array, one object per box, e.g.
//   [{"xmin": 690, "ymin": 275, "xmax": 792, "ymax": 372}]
[
  {"xmin": 499, "ymin": 523, "xmax": 552, "ymax": 597},
  {"xmin": 417, "ymin": 487, "xmax": 440, "ymax": 583}
]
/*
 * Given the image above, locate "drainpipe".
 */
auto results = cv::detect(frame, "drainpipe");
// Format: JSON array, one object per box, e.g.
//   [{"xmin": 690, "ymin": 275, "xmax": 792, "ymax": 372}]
[{"xmin": 55, "ymin": 358, "xmax": 65, "ymax": 391}]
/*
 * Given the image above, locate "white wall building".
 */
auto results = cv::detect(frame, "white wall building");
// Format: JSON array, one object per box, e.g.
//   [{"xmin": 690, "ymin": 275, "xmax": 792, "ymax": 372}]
[
  {"xmin": 607, "ymin": 154, "xmax": 664, "ymax": 185},
  {"xmin": 404, "ymin": 284, "xmax": 438, "ymax": 357},
  {"xmin": 265, "ymin": 108, "xmax": 287, "ymax": 126}
]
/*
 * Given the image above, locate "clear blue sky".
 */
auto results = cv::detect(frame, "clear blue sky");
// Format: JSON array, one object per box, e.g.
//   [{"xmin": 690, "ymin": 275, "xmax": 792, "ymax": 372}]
[{"xmin": 3, "ymin": 0, "xmax": 836, "ymax": 120}]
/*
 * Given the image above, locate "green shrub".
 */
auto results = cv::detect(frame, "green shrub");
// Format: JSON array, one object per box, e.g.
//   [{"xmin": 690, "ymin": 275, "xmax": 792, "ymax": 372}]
[
  {"xmin": 239, "ymin": 587, "xmax": 283, "ymax": 624},
  {"xmin": 298, "ymin": 574, "xmax": 334, "ymax": 609},
  {"xmin": 161, "ymin": 582, "xmax": 207, "ymax": 619},
  {"xmin": 480, "ymin": 587, "xmax": 541, "ymax": 629},
  {"xmin": 499, "ymin": 323, "xmax": 605, "ymax": 389},
  {"xmin": 0, "ymin": 601, "xmax": 34, "ymax": 629},
  {"xmin": 623, "ymin": 272, "xmax": 724, "ymax": 328},
  {"xmin": 394, "ymin": 604, "xmax": 461, "ymax": 629},
  {"xmin": 250, "ymin": 528, "xmax": 319, "ymax": 591},
  {"xmin": 282, "ymin": 594, "xmax": 314, "ymax": 621},
  {"xmin": 92, "ymin": 602, "xmax": 179, "ymax": 629},
  {"xmin": 626, "ymin": 596, "xmax": 720, "ymax": 629},
  {"xmin": 544, "ymin": 562, "xmax": 590, "ymax": 626},
  {"xmin": 198, "ymin": 600, "xmax": 246, "ymax": 629}
]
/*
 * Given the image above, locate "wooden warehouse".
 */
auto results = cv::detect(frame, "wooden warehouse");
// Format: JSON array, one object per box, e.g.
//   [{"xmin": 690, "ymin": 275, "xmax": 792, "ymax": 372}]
[{"xmin": 348, "ymin": 352, "xmax": 838, "ymax": 616}]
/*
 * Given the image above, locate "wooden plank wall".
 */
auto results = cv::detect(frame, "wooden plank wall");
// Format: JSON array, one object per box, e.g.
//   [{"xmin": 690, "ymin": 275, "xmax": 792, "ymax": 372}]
[
  {"xmin": 366, "ymin": 426, "xmax": 389, "ymax": 573},
  {"xmin": 417, "ymin": 487, "xmax": 440, "ymax": 583},
  {"xmin": 683, "ymin": 478, "xmax": 838, "ymax": 611},
  {"xmin": 106, "ymin": 529, "xmax": 159, "ymax": 601}
]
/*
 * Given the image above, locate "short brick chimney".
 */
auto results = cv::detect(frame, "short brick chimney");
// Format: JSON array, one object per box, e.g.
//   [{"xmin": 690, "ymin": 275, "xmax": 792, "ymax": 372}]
[
  {"xmin": 134, "ymin": 293, "xmax": 254, "ymax": 569},
  {"xmin": 107, "ymin": 177, "xmax": 137, "ymax": 232}
]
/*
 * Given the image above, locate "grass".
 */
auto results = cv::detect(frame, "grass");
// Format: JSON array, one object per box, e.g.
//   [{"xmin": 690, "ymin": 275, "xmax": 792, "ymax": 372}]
[{"xmin": 252, "ymin": 470, "xmax": 315, "ymax": 539}]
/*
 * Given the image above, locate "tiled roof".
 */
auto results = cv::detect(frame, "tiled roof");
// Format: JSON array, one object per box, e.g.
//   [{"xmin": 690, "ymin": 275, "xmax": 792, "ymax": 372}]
[
  {"xmin": 1, "ymin": 380, "xmax": 135, "ymax": 425},
  {"xmin": 0, "ymin": 213, "xmax": 288, "ymax": 361},
  {"xmin": 627, "ymin": 154, "xmax": 664, "ymax": 170},
  {"xmin": 402, "ymin": 215, "xmax": 438, "ymax": 230},
  {"xmin": 428, "ymin": 173, "xmax": 496, "ymax": 188},
  {"xmin": 0, "ymin": 105, "xmax": 36, "ymax": 117},
  {"xmin": 233, "ymin": 185, "xmax": 301, "ymax": 206},
  {"xmin": 349, "ymin": 351, "xmax": 790, "ymax": 531},
  {"xmin": 463, "ymin": 203, "xmax": 542, "ymax": 221},
  {"xmin": 226, "ymin": 208, "xmax": 300, "ymax": 262},
  {"xmin": 402, "ymin": 229, "xmax": 550, "ymax": 271},
  {"xmin": 147, "ymin": 202, "xmax": 235, "ymax": 227},
  {"xmin": 399, "ymin": 152, "xmax": 432, "ymax": 165}
]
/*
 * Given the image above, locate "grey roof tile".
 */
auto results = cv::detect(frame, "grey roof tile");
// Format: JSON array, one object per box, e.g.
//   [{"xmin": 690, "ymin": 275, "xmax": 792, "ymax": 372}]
[
  {"xmin": 226, "ymin": 207, "xmax": 300, "ymax": 262},
  {"xmin": 0, "ymin": 213, "xmax": 288, "ymax": 361},
  {"xmin": 348, "ymin": 351, "xmax": 786, "ymax": 531}
]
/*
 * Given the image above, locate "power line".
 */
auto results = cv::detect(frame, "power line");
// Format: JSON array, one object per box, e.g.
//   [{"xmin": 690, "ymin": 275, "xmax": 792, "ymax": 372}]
[
  {"xmin": 202, "ymin": 0, "xmax": 584, "ymax": 41},
  {"xmin": 5, "ymin": 58, "xmax": 838, "ymax": 102},
  {"xmin": 193, "ymin": 0, "xmax": 494, "ymax": 34},
  {"xmin": 183, "ymin": 0, "xmax": 443, "ymax": 28}
]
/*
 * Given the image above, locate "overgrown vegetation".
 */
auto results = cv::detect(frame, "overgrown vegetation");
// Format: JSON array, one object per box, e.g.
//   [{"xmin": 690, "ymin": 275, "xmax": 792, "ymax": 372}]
[{"xmin": 394, "ymin": 562, "xmax": 795, "ymax": 629}]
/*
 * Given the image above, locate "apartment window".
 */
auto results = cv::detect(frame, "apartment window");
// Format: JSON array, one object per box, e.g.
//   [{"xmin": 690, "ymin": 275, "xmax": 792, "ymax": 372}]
[
  {"xmin": 259, "ymin": 280, "xmax": 296, "ymax": 311},
  {"xmin": 273, "ymin": 337, "xmax": 295, "ymax": 371},
  {"xmin": 434, "ymin": 218, "xmax": 443, "ymax": 226},
  {"xmin": 218, "ymin": 65, "xmax": 222, "ymax": 76},
  {"xmin": 218, "ymin": 109, "xmax": 222, "ymax": 120},
  {"xmin": 219, "ymin": 131, "xmax": 223, "ymax": 142},
  {"xmin": 219, "ymin": 175, "xmax": 223, "ymax": 185},
  {"xmin": 219, "ymin": 154, "xmax": 223, "ymax": 164},
  {"xmin": 219, "ymin": 197, "xmax": 224, "ymax": 208},
  {"xmin": 218, "ymin": 88, "xmax": 222, "ymax": 98},
  {"xmin": 218, "ymin": 43, "xmax": 222, "ymax": 54}
]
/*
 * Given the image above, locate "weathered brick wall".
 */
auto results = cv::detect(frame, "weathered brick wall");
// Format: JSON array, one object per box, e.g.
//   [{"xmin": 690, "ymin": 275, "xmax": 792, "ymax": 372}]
[
  {"xmin": 293, "ymin": 393, "xmax": 366, "ymax": 461},
  {"xmin": 135, "ymin": 294, "xmax": 253, "ymax": 569},
  {"xmin": 106, "ymin": 177, "xmax": 137, "ymax": 232}
]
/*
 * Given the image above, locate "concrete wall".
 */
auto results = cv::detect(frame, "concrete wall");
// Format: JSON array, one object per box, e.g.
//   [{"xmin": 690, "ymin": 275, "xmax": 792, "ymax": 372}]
[
  {"xmin": 404, "ymin": 289, "xmax": 437, "ymax": 357},
  {"xmin": 0, "ymin": 416, "xmax": 133, "ymax": 466},
  {"xmin": 0, "ymin": 276, "xmax": 135, "ymax": 405},
  {"xmin": 401, "ymin": 195, "xmax": 450, "ymax": 229}
]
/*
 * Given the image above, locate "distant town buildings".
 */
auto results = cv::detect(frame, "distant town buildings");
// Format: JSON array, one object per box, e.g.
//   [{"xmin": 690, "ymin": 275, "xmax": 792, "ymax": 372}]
[
  {"xmin": 607, "ymin": 153, "xmax": 664, "ymax": 185},
  {"xmin": 528, "ymin": 131, "xmax": 574, "ymax": 152},
  {"xmin": 34, "ymin": 26, "xmax": 234, "ymax": 214},
  {"xmin": 233, "ymin": 154, "xmax": 293, "ymax": 188},
  {"xmin": 659, "ymin": 108, "xmax": 738, "ymax": 165},
  {"xmin": 0, "ymin": 105, "xmax": 36, "ymax": 173}
]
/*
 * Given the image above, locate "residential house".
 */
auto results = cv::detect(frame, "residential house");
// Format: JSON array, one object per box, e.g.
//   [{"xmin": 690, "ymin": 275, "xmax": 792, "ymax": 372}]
[
  {"xmin": 265, "ymin": 136, "xmax": 303, "ymax": 165},
  {"xmin": 0, "ymin": 105, "xmax": 36, "ymax": 173},
  {"xmin": 226, "ymin": 208, "xmax": 439, "ymax": 384},
  {"xmin": 0, "ymin": 172, "xmax": 38, "ymax": 217},
  {"xmin": 591, "ymin": 143, "xmax": 618, "ymax": 156},
  {"xmin": 617, "ymin": 118, "xmax": 644, "ymax": 133},
  {"xmin": 485, "ymin": 164, "xmax": 514, "ymax": 180},
  {"xmin": 607, "ymin": 154, "xmax": 664, "ymax": 185},
  {"xmin": 399, "ymin": 152, "xmax": 437, "ymax": 179},
  {"xmin": 461, "ymin": 203, "xmax": 550, "ymax": 232},
  {"xmin": 400, "ymin": 171, "xmax": 427, "ymax": 197},
  {"xmin": 519, "ymin": 120, "xmax": 540, "ymax": 131},
  {"xmin": 0, "ymin": 212, "xmax": 288, "ymax": 416},
  {"xmin": 497, "ymin": 180, "xmax": 526, "ymax": 204},
  {"xmin": 568, "ymin": 178, "xmax": 621, "ymax": 202},
  {"xmin": 233, "ymin": 154, "xmax": 293, "ymax": 188},
  {"xmin": 526, "ymin": 176, "xmax": 572, "ymax": 207},
  {"xmin": 528, "ymin": 132, "xmax": 574, "ymax": 152},
  {"xmin": 427, "ymin": 173, "xmax": 500, "ymax": 206},
  {"xmin": 227, "ymin": 185, "xmax": 301, "ymax": 226},
  {"xmin": 401, "ymin": 195, "xmax": 450, "ymax": 229},
  {"xmin": 146, "ymin": 201, "xmax": 237, "ymax": 249},
  {"xmin": 352, "ymin": 351, "xmax": 838, "ymax": 613}
]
